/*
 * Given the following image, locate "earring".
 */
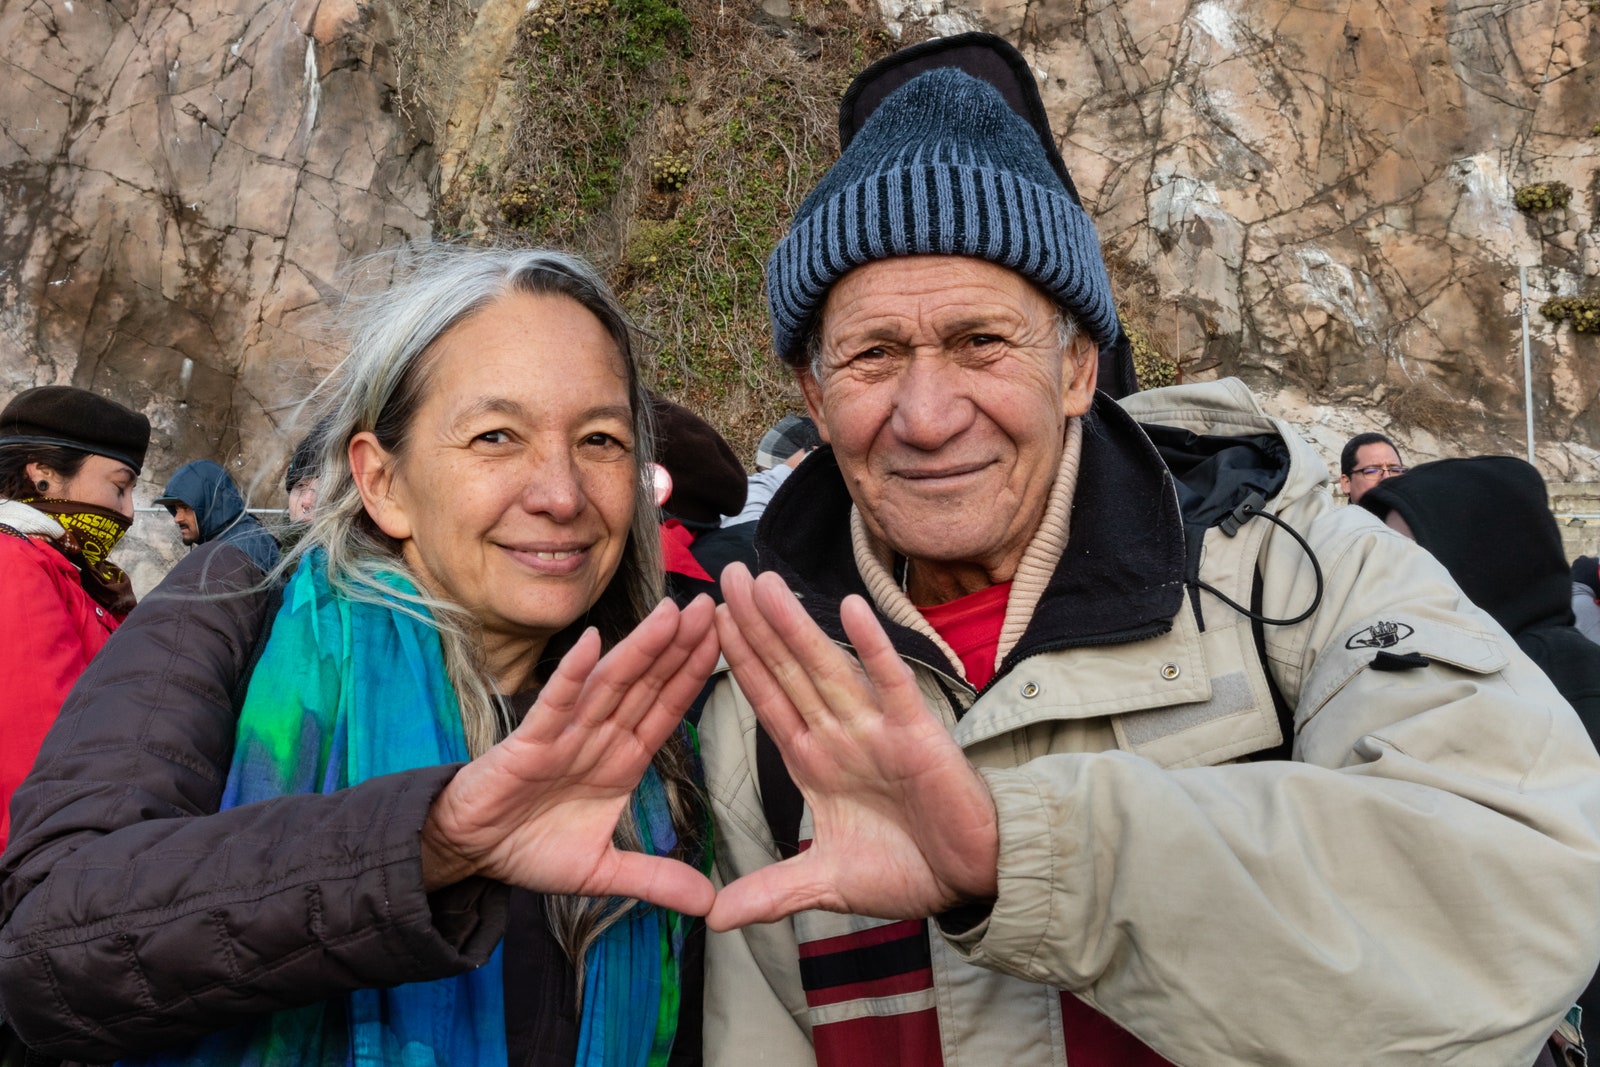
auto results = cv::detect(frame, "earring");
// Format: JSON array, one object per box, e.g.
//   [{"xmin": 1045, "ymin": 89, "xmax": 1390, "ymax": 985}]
[{"xmin": 35, "ymin": 479, "xmax": 49, "ymax": 494}]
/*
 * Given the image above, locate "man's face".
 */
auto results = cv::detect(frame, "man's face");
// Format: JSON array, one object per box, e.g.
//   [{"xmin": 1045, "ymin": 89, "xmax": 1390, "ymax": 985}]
[
  {"xmin": 799, "ymin": 255, "xmax": 1098, "ymax": 603},
  {"xmin": 287, "ymin": 477, "xmax": 319, "ymax": 523},
  {"xmin": 171, "ymin": 503, "xmax": 199, "ymax": 544},
  {"xmin": 1341, "ymin": 442, "xmax": 1405, "ymax": 503}
]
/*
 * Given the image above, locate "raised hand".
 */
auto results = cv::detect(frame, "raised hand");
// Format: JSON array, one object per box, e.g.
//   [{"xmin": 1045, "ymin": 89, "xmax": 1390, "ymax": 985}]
[
  {"xmin": 420, "ymin": 595, "xmax": 719, "ymax": 917},
  {"xmin": 706, "ymin": 563, "xmax": 999, "ymax": 932}
]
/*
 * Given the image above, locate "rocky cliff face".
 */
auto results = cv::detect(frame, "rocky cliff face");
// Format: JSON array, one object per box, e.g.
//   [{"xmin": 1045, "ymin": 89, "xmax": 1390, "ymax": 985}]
[
  {"xmin": 2, "ymin": 0, "xmax": 1598, "ymax": 591},
  {"xmin": 1002, "ymin": 0, "xmax": 1598, "ymax": 473},
  {"xmin": 1, "ymin": 0, "xmax": 432, "ymax": 586}
]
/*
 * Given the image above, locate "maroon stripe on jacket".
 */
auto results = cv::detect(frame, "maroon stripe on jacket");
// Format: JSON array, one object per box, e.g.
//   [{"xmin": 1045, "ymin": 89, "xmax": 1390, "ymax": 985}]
[
  {"xmin": 798, "ymin": 918, "xmax": 927, "ymax": 958},
  {"xmin": 798, "ymin": 918, "xmax": 932, "ymax": 993},
  {"xmin": 1061, "ymin": 991, "xmax": 1176, "ymax": 1066},
  {"xmin": 812, "ymin": 1009, "xmax": 944, "ymax": 1067}
]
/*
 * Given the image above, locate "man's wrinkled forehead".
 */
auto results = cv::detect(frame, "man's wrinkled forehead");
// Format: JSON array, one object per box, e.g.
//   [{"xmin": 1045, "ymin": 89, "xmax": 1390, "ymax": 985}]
[{"xmin": 815, "ymin": 257, "xmax": 1063, "ymax": 352}]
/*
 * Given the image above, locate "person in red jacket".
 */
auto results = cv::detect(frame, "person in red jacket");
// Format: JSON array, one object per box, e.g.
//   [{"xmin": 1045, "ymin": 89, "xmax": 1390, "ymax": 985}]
[{"xmin": 0, "ymin": 385, "xmax": 150, "ymax": 848}]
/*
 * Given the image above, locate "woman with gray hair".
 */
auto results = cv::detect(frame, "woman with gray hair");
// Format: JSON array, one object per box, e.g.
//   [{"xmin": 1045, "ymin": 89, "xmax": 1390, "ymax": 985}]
[{"xmin": 0, "ymin": 246, "xmax": 718, "ymax": 1066}]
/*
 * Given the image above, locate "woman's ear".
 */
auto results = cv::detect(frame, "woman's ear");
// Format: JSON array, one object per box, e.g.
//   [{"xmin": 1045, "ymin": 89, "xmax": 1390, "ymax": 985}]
[
  {"xmin": 24, "ymin": 461, "xmax": 56, "ymax": 487},
  {"xmin": 349, "ymin": 432, "xmax": 412, "ymax": 541}
]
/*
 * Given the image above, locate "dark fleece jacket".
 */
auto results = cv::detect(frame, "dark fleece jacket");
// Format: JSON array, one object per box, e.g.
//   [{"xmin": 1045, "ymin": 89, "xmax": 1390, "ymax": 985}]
[
  {"xmin": 1359, "ymin": 456, "xmax": 1600, "ymax": 733},
  {"xmin": 156, "ymin": 459, "xmax": 280, "ymax": 573}
]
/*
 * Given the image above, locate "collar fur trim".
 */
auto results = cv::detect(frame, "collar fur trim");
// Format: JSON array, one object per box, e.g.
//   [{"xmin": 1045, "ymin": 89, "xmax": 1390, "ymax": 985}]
[{"xmin": 0, "ymin": 499, "xmax": 67, "ymax": 539}]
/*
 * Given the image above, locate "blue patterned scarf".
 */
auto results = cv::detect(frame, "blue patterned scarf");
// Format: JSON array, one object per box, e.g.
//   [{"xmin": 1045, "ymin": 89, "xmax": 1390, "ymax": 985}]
[{"xmin": 123, "ymin": 552, "xmax": 702, "ymax": 1067}]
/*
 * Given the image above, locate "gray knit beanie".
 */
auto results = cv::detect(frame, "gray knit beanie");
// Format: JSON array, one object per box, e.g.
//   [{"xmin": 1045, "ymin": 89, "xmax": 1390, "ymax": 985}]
[{"xmin": 765, "ymin": 66, "xmax": 1118, "ymax": 366}]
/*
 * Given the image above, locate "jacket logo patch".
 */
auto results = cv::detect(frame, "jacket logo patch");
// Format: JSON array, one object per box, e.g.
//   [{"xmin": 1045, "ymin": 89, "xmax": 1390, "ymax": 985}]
[{"xmin": 1346, "ymin": 621, "xmax": 1414, "ymax": 650}]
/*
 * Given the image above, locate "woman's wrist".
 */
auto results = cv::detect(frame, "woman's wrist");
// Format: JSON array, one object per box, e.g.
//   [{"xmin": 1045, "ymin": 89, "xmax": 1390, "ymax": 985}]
[{"xmin": 419, "ymin": 804, "xmax": 479, "ymax": 892}]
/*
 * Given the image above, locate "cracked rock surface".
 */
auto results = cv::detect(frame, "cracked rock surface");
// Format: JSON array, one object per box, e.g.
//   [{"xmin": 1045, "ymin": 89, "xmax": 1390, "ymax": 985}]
[
  {"xmin": 950, "ymin": 0, "xmax": 1597, "ymax": 470},
  {"xmin": 1, "ymin": 0, "xmax": 431, "ymax": 589}
]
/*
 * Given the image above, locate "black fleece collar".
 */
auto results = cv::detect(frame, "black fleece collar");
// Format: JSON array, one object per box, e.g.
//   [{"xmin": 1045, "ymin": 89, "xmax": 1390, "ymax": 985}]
[{"xmin": 754, "ymin": 392, "xmax": 1188, "ymax": 685}]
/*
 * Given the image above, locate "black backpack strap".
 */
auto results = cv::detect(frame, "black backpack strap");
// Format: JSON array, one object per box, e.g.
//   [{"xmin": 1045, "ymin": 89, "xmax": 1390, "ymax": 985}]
[{"xmin": 755, "ymin": 723, "xmax": 804, "ymax": 860}]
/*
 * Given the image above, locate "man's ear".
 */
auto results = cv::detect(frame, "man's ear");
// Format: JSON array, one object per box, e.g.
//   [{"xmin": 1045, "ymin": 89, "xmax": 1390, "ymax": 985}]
[
  {"xmin": 349, "ymin": 431, "xmax": 412, "ymax": 541},
  {"xmin": 1061, "ymin": 334, "xmax": 1100, "ymax": 418},
  {"xmin": 795, "ymin": 366, "xmax": 832, "ymax": 444}
]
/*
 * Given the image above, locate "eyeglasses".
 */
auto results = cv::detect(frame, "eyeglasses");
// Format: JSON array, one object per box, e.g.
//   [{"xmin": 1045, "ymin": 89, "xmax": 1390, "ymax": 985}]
[{"xmin": 1353, "ymin": 465, "xmax": 1407, "ymax": 478}]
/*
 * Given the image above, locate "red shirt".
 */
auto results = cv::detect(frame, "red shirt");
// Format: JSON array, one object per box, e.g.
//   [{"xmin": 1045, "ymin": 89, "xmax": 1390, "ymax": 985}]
[
  {"xmin": 917, "ymin": 581, "xmax": 1011, "ymax": 689},
  {"xmin": 659, "ymin": 519, "xmax": 712, "ymax": 582}
]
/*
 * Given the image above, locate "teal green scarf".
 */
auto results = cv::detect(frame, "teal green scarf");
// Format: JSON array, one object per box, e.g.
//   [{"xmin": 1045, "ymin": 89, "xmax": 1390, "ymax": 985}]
[{"xmin": 123, "ymin": 552, "xmax": 701, "ymax": 1067}]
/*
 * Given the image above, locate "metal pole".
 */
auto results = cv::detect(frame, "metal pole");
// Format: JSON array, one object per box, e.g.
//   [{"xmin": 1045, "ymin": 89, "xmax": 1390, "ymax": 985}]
[
  {"xmin": 134, "ymin": 506, "xmax": 288, "ymax": 515},
  {"xmin": 1521, "ymin": 265, "xmax": 1535, "ymax": 464}
]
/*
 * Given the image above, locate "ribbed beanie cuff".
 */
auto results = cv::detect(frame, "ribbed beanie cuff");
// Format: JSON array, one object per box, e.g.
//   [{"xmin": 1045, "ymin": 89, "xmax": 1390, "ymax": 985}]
[{"xmin": 766, "ymin": 67, "xmax": 1118, "ymax": 365}]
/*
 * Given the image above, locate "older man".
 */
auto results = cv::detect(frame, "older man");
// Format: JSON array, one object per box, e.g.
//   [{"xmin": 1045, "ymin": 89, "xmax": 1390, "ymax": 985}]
[{"xmin": 698, "ymin": 33, "xmax": 1600, "ymax": 1067}]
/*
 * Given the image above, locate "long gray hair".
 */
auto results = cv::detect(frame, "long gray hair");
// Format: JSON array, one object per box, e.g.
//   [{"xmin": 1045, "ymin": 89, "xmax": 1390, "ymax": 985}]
[{"xmin": 281, "ymin": 244, "xmax": 699, "ymax": 969}]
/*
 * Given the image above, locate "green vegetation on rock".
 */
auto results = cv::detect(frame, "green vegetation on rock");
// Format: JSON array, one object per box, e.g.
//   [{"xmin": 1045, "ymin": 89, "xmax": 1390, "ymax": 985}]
[
  {"xmin": 1514, "ymin": 181, "xmax": 1572, "ymax": 213},
  {"xmin": 1541, "ymin": 296, "xmax": 1600, "ymax": 333},
  {"xmin": 1125, "ymin": 318, "xmax": 1178, "ymax": 389}
]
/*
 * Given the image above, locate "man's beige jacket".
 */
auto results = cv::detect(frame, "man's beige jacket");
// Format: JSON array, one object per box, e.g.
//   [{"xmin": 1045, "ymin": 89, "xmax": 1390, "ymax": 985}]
[{"xmin": 699, "ymin": 379, "xmax": 1600, "ymax": 1066}]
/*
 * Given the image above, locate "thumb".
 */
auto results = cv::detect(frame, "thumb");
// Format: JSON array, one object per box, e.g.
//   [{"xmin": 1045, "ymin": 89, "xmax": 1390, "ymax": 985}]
[
  {"xmin": 705, "ymin": 856, "xmax": 829, "ymax": 931},
  {"xmin": 603, "ymin": 853, "xmax": 718, "ymax": 917}
]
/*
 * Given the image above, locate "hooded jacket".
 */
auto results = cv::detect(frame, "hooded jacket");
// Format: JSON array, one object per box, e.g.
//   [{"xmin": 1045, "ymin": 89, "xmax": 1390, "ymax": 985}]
[
  {"xmin": 699, "ymin": 379, "xmax": 1600, "ymax": 1067},
  {"xmin": 1358, "ymin": 456, "xmax": 1600, "ymax": 734},
  {"xmin": 155, "ymin": 459, "xmax": 280, "ymax": 573}
]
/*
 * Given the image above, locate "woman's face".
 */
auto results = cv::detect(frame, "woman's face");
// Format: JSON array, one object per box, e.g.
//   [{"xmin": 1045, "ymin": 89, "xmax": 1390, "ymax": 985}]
[
  {"xmin": 50, "ymin": 454, "xmax": 139, "ymax": 520},
  {"xmin": 355, "ymin": 291, "xmax": 639, "ymax": 675}
]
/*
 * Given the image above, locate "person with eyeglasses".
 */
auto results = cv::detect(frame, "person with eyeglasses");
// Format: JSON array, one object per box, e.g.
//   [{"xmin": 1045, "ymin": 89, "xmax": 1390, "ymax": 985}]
[{"xmin": 1339, "ymin": 431, "xmax": 1407, "ymax": 503}]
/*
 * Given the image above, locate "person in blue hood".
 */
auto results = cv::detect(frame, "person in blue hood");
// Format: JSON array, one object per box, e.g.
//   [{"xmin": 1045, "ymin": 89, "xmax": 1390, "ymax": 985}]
[{"xmin": 154, "ymin": 459, "xmax": 280, "ymax": 574}]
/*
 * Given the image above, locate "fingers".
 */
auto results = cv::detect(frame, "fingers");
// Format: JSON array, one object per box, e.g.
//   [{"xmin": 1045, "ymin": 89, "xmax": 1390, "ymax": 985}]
[
  {"xmin": 629, "ymin": 619, "xmax": 721, "ymax": 757},
  {"xmin": 519, "ymin": 596, "xmax": 713, "ymax": 750},
  {"xmin": 575, "ymin": 598, "xmax": 687, "ymax": 727},
  {"xmin": 716, "ymin": 567, "xmax": 807, "ymax": 747},
  {"xmin": 839, "ymin": 595, "xmax": 924, "ymax": 725},
  {"xmin": 720, "ymin": 565, "xmax": 834, "ymax": 722},
  {"xmin": 746, "ymin": 572, "xmax": 848, "ymax": 715},
  {"xmin": 595, "ymin": 594, "xmax": 715, "ymax": 733},
  {"xmin": 727, "ymin": 565, "xmax": 883, "ymax": 735},
  {"xmin": 520, "ymin": 627, "xmax": 604, "ymax": 744}
]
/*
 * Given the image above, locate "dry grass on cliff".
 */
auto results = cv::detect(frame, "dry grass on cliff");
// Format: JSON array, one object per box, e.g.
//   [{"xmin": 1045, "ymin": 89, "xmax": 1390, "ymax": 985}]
[
  {"xmin": 1385, "ymin": 376, "xmax": 1465, "ymax": 436},
  {"xmin": 389, "ymin": 0, "xmax": 479, "ymax": 135},
  {"xmin": 400, "ymin": 0, "xmax": 1184, "ymax": 454},
  {"xmin": 437, "ymin": 0, "xmax": 905, "ymax": 458}
]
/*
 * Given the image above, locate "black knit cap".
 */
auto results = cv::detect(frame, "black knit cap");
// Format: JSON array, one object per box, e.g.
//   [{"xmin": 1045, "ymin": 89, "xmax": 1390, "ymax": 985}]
[
  {"xmin": 284, "ymin": 412, "xmax": 336, "ymax": 493},
  {"xmin": 0, "ymin": 385, "xmax": 151, "ymax": 474},
  {"xmin": 649, "ymin": 394, "xmax": 747, "ymax": 525}
]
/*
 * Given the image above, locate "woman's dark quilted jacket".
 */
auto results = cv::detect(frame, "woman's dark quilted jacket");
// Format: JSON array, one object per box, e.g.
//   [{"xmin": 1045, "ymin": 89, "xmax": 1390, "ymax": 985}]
[{"xmin": 0, "ymin": 543, "xmax": 702, "ymax": 1065}]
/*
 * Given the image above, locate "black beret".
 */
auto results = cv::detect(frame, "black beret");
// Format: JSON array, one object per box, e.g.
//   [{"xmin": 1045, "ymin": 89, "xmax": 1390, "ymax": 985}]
[
  {"xmin": 0, "ymin": 386, "xmax": 151, "ymax": 473},
  {"xmin": 285, "ymin": 412, "xmax": 336, "ymax": 492},
  {"xmin": 649, "ymin": 395, "xmax": 747, "ymax": 525}
]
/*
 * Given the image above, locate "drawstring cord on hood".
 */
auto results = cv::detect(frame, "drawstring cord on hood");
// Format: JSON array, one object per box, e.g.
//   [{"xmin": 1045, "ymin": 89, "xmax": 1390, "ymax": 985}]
[{"xmin": 1192, "ymin": 491, "xmax": 1325, "ymax": 628}]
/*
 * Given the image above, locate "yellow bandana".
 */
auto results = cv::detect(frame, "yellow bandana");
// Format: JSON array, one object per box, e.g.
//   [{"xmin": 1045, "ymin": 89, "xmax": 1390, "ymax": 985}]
[
  {"xmin": 24, "ymin": 499, "xmax": 138, "ymax": 616},
  {"xmin": 33, "ymin": 500, "xmax": 131, "ymax": 566}
]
